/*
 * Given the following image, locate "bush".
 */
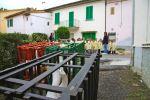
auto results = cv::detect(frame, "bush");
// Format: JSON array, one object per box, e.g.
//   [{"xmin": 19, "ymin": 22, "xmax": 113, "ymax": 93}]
[
  {"xmin": 55, "ymin": 27, "xmax": 70, "ymax": 39},
  {"xmin": 0, "ymin": 33, "xmax": 29, "ymax": 70},
  {"xmin": 32, "ymin": 33, "xmax": 48, "ymax": 42}
]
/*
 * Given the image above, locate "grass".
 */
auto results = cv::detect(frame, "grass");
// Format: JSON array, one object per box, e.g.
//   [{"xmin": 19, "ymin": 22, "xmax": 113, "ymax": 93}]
[{"xmin": 119, "ymin": 69, "xmax": 150, "ymax": 100}]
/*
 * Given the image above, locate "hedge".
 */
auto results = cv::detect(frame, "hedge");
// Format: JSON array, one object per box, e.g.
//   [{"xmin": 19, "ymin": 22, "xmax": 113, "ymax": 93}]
[
  {"xmin": 32, "ymin": 33, "xmax": 48, "ymax": 42},
  {"xmin": 0, "ymin": 33, "xmax": 29, "ymax": 70}
]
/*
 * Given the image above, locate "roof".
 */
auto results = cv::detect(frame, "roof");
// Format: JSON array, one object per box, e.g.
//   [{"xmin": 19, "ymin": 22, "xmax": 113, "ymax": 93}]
[
  {"xmin": 107, "ymin": 0, "xmax": 128, "ymax": 4},
  {"xmin": 5, "ymin": 9, "xmax": 45, "ymax": 19},
  {"xmin": 45, "ymin": 0, "xmax": 129, "ymax": 12},
  {"xmin": 45, "ymin": 0, "xmax": 103, "ymax": 12},
  {"xmin": 0, "ymin": 9, "xmax": 25, "ymax": 13}
]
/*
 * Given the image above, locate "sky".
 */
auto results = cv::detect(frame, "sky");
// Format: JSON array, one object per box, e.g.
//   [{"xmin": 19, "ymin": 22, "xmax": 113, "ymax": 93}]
[{"xmin": 0, "ymin": 0, "xmax": 80, "ymax": 10}]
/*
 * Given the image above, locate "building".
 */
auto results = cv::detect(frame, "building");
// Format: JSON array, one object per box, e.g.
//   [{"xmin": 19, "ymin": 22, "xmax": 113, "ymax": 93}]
[
  {"xmin": 0, "ymin": 9, "xmax": 24, "ymax": 33},
  {"xmin": 45, "ymin": 0, "xmax": 132, "ymax": 46},
  {"xmin": 46, "ymin": 0, "xmax": 105, "ymax": 41},
  {"xmin": 6, "ymin": 8, "xmax": 51, "ymax": 34},
  {"xmin": 106, "ymin": 0, "xmax": 132, "ymax": 46},
  {"xmin": 132, "ymin": 0, "xmax": 150, "ymax": 88}
]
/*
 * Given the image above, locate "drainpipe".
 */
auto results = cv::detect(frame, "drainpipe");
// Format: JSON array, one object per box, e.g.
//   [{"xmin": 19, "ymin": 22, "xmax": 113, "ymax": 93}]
[
  {"xmin": 146, "ymin": 0, "xmax": 149, "ymax": 43},
  {"xmin": 105, "ymin": 0, "xmax": 107, "ymax": 32},
  {"xmin": 131, "ymin": 0, "xmax": 135, "ymax": 66}
]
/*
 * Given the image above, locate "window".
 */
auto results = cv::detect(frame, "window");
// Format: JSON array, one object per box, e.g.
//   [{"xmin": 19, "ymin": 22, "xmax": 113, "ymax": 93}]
[
  {"xmin": 7, "ymin": 20, "xmax": 9, "ymax": 27},
  {"xmin": 110, "ymin": 7, "xmax": 115, "ymax": 15},
  {"xmin": 69, "ymin": 11, "xmax": 74, "ymax": 27},
  {"xmin": 26, "ymin": 17, "xmax": 28, "ymax": 21},
  {"xmin": 10, "ymin": 19, "xmax": 13, "ymax": 27},
  {"xmin": 47, "ymin": 22, "xmax": 49, "ymax": 26},
  {"xmin": 7, "ymin": 19, "xmax": 13, "ymax": 27},
  {"xmin": 55, "ymin": 12, "xmax": 60, "ymax": 25},
  {"xmin": 86, "ymin": 6, "xmax": 93, "ymax": 20}
]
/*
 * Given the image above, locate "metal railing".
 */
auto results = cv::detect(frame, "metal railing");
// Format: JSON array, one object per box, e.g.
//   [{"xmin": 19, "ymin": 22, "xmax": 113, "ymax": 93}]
[
  {"xmin": 0, "ymin": 50, "xmax": 101, "ymax": 100},
  {"xmin": 59, "ymin": 19, "xmax": 80, "ymax": 28}
]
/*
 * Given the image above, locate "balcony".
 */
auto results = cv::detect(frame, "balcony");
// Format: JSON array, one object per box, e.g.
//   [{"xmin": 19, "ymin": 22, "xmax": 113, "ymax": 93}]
[{"xmin": 59, "ymin": 19, "xmax": 80, "ymax": 31}]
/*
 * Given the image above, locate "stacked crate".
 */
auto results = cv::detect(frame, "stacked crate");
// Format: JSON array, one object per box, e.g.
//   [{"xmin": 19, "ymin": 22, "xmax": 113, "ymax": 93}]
[
  {"xmin": 17, "ymin": 42, "xmax": 53, "ymax": 63},
  {"xmin": 17, "ymin": 41, "xmax": 57, "ymax": 80}
]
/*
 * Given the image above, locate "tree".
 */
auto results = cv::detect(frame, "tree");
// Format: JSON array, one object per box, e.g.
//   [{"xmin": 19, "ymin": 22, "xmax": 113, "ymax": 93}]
[
  {"xmin": 0, "ymin": 8, "xmax": 7, "ymax": 11},
  {"xmin": 55, "ymin": 27, "xmax": 70, "ymax": 39}
]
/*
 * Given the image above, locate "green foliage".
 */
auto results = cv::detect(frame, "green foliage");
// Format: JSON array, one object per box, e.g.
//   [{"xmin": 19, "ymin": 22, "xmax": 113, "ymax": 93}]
[
  {"xmin": 0, "ymin": 33, "xmax": 29, "ymax": 70},
  {"xmin": 32, "ymin": 33, "xmax": 48, "ymax": 42},
  {"xmin": 55, "ymin": 27, "xmax": 70, "ymax": 39},
  {"xmin": 0, "ymin": 33, "xmax": 49, "ymax": 71}
]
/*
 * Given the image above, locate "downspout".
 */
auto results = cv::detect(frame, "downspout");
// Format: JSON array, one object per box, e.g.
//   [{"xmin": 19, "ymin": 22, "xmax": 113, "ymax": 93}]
[
  {"xmin": 146, "ymin": 0, "xmax": 149, "ymax": 43},
  {"xmin": 105, "ymin": 0, "xmax": 107, "ymax": 32},
  {"xmin": 131, "ymin": 0, "xmax": 135, "ymax": 66}
]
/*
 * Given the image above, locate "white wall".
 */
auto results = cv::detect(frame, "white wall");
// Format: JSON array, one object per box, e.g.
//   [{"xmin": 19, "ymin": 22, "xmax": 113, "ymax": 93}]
[
  {"xmin": 51, "ymin": 1, "xmax": 105, "ymax": 40},
  {"xmin": 25, "ymin": 13, "xmax": 51, "ymax": 34},
  {"xmin": 134, "ymin": 0, "xmax": 150, "ymax": 46},
  {"xmin": 7, "ymin": 13, "xmax": 51, "ymax": 35},
  {"xmin": 133, "ymin": 0, "xmax": 150, "ymax": 88},
  {"xmin": 7, "ymin": 16, "xmax": 25, "ymax": 33},
  {"xmin": 106, "ymin": 0, "xmax": 132, "ymax": 46}
]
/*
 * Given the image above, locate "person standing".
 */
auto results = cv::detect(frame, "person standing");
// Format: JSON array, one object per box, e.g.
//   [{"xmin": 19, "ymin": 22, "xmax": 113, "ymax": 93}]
[
  {"xmin": 102, "ymin": 32, "xmax": 109, "ymax": 53},
  {"xmin": 49, "ymin": 33, "xmax": 54, "ymax": 42}
]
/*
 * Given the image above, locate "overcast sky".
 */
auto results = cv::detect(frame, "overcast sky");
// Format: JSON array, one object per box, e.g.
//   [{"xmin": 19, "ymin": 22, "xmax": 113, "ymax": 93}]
[{"xmin": 0, "ymin": 0, "xmax": 80, "ymax": 10}]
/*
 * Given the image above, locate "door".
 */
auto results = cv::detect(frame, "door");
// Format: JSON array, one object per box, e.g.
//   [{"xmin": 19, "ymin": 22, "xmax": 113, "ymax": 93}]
[
  {"xmin": 69, "ymin": 11, "xmax": 74, "ymax": 27},
  {"xmin": 82, "ymin": 32, "xmax": 96, "ymax": 40}
]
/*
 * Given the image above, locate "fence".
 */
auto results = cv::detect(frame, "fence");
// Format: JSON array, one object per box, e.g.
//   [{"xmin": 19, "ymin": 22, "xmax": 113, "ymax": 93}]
[{"xmin": 0, "ymin": 50, "xmax": 100, "ymax": 100}]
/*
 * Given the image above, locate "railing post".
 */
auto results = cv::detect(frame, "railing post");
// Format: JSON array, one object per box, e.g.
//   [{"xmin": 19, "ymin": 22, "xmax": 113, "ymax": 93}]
[
  {"xmin": 4, "ymin": 91, "xmax": 13, "ymax": 100},
  {"xmin": 88, "ymin": 71, "xmax": 92, "ymax": 100},
  {"xmin": 78, "ymin": 88, "xmax": 83, "ymax": 100},
  {"xmin": 83, "ymin": 78, "xmax": 88, "ymax": 100},
  {"xmin": 91, "ymin": 65, "xmax": 95, "ymax": 100}
]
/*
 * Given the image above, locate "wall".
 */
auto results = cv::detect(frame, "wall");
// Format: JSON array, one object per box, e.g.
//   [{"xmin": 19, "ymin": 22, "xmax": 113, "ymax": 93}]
[
  {"xmin": 0, "ymin": 10, "xmax": 24, "ymax": 33},
  {"xmin": 133, "ymin": 0, "xmax": 149, "ymax": 47},
  {"xmin": 51, "ymin": 1, "xmax": 105, "ymax": 40},
  {"xmin": 133, "ymin": 47, "xmax": 142, "ymax": 75},
  {"xmin": 25, "ymin": 13, "xmax": 51, "ymax": 34},
  {"xmin": 133, "ymin": 0, "xmax": 150, "ymax": 88},
  {"xmin": 142, "ymin": 47, "xmax": 150, "ymax": 88},
  {"xmin": 106, "ymin": 0, "xmax": 132, "ymax": 46},
  {"xmin": 7, "ymin": 13, "xmax": 51, "ymax": 34},
  {"xmin": 7, "ymin": 15, "xmax": 25, "ymax": 33}
]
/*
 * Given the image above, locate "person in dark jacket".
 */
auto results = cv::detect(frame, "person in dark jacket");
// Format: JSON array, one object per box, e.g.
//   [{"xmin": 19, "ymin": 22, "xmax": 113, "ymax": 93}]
[
  {"xmin": 49, "ymin": 33, "xmax": 54, "ymax": 42},
  {"xmin": 103, "ymin": 32, "xmax": 109, "ymax": 53}
]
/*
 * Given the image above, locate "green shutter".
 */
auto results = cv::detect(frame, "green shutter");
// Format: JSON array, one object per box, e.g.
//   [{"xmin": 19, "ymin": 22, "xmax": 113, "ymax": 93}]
[
  {"xmin": 55, "ymin": 13, "xmax": 60, "ymax": 25},
  {"xmin": 86, "ymin": 6, "xmax": 93, "ymax": 20},
  {"xmin": 7, "ymin": 19, "xmax": 13, "ymax": 27},
  {"xmin": 90, "ymin": 6, "xmax": 93, "ymax": 19},
  {"xmin": 7, "ymin": 19, "xmax": 9, "ymax": 27},
  {"xmin": 69, "ymin": 11, "xmax": 74, "ymax": 27},
  {"xmin": 10, "ymin": 19, "xmax": 13, "ymax": 27}
]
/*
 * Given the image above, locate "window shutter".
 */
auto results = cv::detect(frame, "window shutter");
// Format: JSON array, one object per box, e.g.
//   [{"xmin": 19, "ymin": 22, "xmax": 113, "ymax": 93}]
[
  {"xmin": 55, "ymin": 13, "xmax": 60, "ymax": 25},
  {"xmin": 10, "ymin": 19, "xmax": 13, "ymax": 27},
  {"xmin": 69, "ymin": 11, "xmax": 74, "ymax": 27},
  {"xmin": 7, "ymin": 20, "xmax": 9, "ymax": 27},
  {"xmin": 86, "ymin": 6, "xmax": 93, "ymax": 20}
]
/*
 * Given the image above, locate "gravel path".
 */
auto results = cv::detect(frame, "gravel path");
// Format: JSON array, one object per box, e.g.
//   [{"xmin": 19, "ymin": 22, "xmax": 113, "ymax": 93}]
[
  {"xmin": 97, "ymin": 54, "xmax": 150, "ymax": 100},
  {"xmin": 97, "ymin": 70, "xmax": 128, "ymax": 100}
]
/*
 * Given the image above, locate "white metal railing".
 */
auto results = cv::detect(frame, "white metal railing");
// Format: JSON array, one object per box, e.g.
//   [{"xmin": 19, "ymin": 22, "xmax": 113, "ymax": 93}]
[{"xmin": 59, "ymin": 19, "xmax": 80, "ymax": 28}]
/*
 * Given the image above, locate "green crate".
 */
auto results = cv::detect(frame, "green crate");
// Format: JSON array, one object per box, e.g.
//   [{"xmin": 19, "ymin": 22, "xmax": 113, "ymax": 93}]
[{"xmin": 45, "ymin": 45, "xmax": 59, "ymax": 54}]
